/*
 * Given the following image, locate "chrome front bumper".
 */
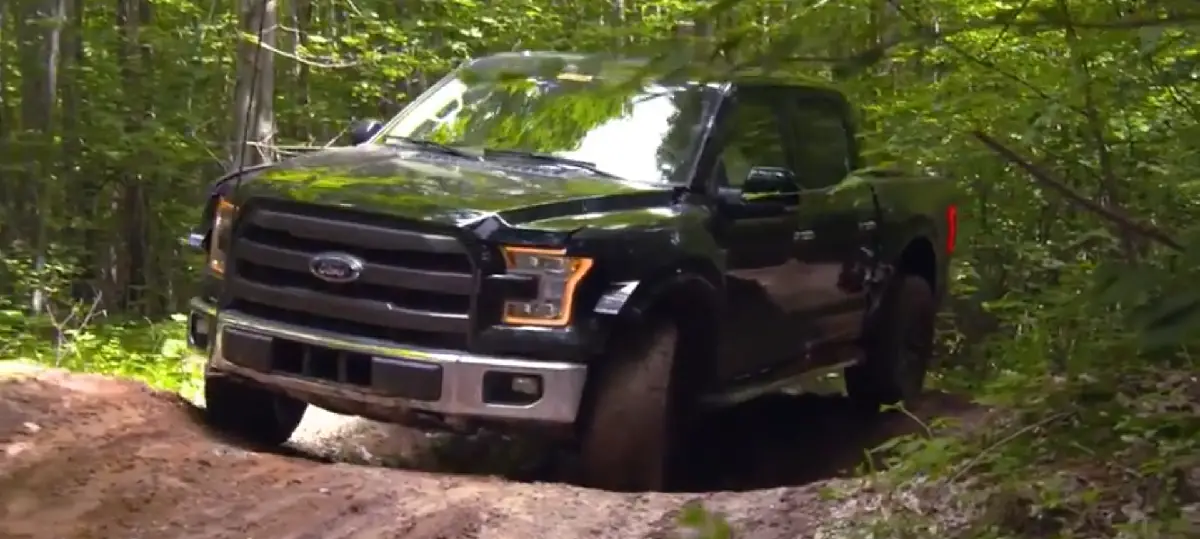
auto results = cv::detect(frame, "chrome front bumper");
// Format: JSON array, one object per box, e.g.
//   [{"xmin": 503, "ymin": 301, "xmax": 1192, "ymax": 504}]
[{"xmin": 189, "ymin": 298, "xmax": 587, "ymax": 424}]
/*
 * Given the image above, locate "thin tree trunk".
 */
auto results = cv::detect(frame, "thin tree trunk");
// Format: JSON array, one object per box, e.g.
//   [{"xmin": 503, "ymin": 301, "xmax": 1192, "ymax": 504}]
[
  {"xmin": 1056, "ymin": 0, "xmax": 1136, "ymax": 262},
  {"xmin": 0, "ymin": 2, "xmax": 13, "ymax": 254},
  {"xmin": 608, "ymin": 0, "xmax": 625, "ymax": 53},
  {"xmin": 291, "ymin": 0, "xmax": 312, "ymax": 141},
  {"xmin": 115, "ymin": 0, "xmax": 152, "ymax": 311},
  {"xmin": 62, "ymin": 0, "xmax": 101, "ymax": 304}
]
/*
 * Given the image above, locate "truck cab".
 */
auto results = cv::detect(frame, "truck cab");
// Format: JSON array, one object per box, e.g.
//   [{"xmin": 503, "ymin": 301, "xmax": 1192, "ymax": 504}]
[{"xmin": 187, "ymin": 51, "xmax": 955, "ymax": 492}]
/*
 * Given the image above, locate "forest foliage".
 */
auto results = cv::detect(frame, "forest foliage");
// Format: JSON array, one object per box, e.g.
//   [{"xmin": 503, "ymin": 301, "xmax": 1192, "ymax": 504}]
[{"xmin": 2, "ymin": 0, "xmax": 1200, "ymax": 536}]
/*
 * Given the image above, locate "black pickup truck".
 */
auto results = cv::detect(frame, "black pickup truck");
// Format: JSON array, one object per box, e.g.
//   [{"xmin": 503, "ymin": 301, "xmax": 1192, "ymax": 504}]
[{"xmin": 186, "ymin": 51, "xmax": 956, "ymax": 492}]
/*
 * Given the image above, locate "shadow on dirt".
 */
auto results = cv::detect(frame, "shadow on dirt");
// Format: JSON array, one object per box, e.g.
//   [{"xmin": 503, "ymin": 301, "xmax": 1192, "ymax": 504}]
[
  {"xmin": 254, "ymin": 390, "xmax": 983, "ymax": 493},
  {"xmin": 679, "ymin": 391, "xmax": 982, "ymax": 491}
]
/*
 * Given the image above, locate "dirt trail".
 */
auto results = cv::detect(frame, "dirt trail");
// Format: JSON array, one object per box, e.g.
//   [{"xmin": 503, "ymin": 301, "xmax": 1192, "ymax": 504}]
[{"xmin": 0, "ymin": 369, "xmax": 983, "ymax": 539}]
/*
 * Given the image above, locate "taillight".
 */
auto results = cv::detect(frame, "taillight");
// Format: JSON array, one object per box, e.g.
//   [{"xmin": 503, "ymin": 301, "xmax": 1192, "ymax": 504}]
[{"xmin": 945, "ymin": 204, "xmax": 958, "ymax": 255}]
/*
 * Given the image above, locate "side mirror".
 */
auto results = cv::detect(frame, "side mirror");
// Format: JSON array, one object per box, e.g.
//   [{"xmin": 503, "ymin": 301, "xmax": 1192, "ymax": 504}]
[
  {"xmin": 183, "ymin": 231, "xmax": 206, "ymax": 250},
  {"xmin": 742, "ymin": 166, "xmax": 797, "ymax": 195},
  {"xmin": 348, "ymin": 119, "xmax": 384, "ymax": 145}
]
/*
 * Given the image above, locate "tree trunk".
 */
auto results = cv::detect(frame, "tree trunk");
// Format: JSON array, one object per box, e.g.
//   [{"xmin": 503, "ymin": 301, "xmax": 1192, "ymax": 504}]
[
  {"xmin": 115, "ymin": 0, "xmax": 154, "ymax": 312},
  {"xmin": 16, "ymin": 0, "xmax": 63, "ymax": 314},
  {"xmin": 230, "ymin": 0, "xmax": 278, "ymax": 172}
]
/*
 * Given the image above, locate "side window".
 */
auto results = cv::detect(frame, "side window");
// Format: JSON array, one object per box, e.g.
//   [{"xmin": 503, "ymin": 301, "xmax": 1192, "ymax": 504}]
[
  {"xmin": 716, "ymin": 90, "xmax": 789, "ymax": 187},
  {"xmin": 781, "ymin": 96, "xmax": 851, "ymax": 189}
]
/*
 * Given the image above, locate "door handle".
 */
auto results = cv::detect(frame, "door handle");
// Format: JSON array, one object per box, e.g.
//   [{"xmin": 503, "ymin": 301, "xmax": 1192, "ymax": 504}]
[
  {"xmin": 858, "ymin": 220, "xmax": 877, "ymax": 231},
  {"xmin": 794, "ymin": 230, "xmax": 815, "ymax": 241}
]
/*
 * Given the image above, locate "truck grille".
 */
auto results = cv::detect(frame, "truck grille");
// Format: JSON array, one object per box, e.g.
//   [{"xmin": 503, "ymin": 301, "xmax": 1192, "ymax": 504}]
[{"xmin": 225, "ymin": 200, "xmax": 478, "ymax": 350}]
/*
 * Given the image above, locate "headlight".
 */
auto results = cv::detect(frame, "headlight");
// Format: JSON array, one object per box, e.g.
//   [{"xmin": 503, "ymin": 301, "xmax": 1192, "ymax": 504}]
[
  {"xmin": 208, "ymin": 198, "xmax": 237, "ymax": 276},
  {"xmin": 501, "ymin": 246, "xmax": 593, "ymax": 327}
]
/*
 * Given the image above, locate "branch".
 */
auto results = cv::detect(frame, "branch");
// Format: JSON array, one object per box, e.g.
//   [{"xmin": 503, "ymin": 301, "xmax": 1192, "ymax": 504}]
[
  {"xmin": 885, "ymin": 0, "xmax": 1078, "ymax": 113},
  {"xmin": 971, "ymin": 131, "xmax": 1182, "ymax": 251},
  {"xmin": 984, "ymin": 0, "xmax": 1036, "ymax": 53},
  {"xmin": 243, "ymin": 140, "xmax": 327, "ymax": 156},
  {"xmin": 46, "ymin": 293, "xmax": 104, "ymax": 367},
  {"xmin": 807, "ymin": 11, "xmax": 1200, "ymax": 76},
  {"xmin": 241, "ymin": 33, "xmax": 359, "ymax": 68},
  {"xmin": 949, "ymin": 410, "xmax": 1074, "ymax": 483}
]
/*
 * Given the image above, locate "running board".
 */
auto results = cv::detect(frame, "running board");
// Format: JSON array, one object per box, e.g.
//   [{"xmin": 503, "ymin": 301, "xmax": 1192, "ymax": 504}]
[{"xmin": 700, "ymin": 360, "xmax": 857, "ymax": 408}]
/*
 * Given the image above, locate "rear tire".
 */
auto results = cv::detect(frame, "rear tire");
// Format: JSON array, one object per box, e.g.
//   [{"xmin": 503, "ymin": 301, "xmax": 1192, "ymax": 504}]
[
  {"xmin": 846, "ymin": 274, "xmax": 936, "ymax": 414},
  {"xmin": 204, "ymin": 373, "xmax": 307, "ymax": 446},
  {"xmin": 577, "ymin": 320, "xmax": 689, "ymax": 492}
]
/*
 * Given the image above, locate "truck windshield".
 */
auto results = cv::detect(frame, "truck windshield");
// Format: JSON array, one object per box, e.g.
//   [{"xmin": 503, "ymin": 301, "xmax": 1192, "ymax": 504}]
[{"xmin": 377, "ymin": 60, "xmax": 721, "ymax": 184}]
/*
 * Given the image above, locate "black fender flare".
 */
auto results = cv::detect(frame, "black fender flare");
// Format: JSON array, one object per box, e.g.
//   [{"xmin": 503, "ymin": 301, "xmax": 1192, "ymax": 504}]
[
  {"xmin": 591, "ymin": 261, "xmax": 724, "ymax": 383},
  {"xmin": 593, "ymin": 263, "xmax": 722, "ymax": 325},
  {"xmin": 879, "ymin": 215, "xmax": 938, "ymax": 265},
  {"xmin": 868, "ymin": 218, "xmax": 944, "ymax": 326},
  {"xmin": 894, "ymin": 218, "xmax": 944, "ymax": 287}
]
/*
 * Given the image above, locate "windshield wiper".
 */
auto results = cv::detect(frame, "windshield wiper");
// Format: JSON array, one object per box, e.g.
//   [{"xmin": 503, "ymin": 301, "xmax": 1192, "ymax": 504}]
[
  {"xmin": 382, "ymin": 135, "xmax": 481, "ymax": 160},
  {"xmin": 482, "ymin": 149, "xmax": 622, "ymax": 179}
]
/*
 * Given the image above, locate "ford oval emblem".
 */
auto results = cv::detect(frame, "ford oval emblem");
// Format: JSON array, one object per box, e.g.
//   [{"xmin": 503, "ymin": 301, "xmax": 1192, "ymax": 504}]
[{"xmin": 308, "ymin": 252, "xmax": 365, "ymax": 283}]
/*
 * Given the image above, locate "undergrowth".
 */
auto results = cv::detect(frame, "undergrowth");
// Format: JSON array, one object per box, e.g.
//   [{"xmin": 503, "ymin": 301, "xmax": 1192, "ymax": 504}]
[
  {"xmin": 0, "ymin": 256, "xmax": 205, "ymax": 399},
  {"xmin": 0, "ymin": 307, "xmax": 203, "ymax": 401},
  {"xmin": 826, "ymin": 365, "xmax": 1199, "ymax": 539},
  {"xmin": 816, "ymin": 261, "xmax": 1200, "ymax": 539}
]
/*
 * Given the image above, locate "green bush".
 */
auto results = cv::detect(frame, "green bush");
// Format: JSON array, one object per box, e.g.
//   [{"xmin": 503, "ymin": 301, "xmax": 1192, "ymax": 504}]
[{"xmin": 1, "ymin": 309, "xmax": 204, "ymax": 401}]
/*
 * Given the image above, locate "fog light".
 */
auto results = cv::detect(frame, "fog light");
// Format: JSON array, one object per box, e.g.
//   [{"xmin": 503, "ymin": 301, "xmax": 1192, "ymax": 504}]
[
  {"xmin": 511, "ymin": 375, "xmax": 541, "ymax": 396},
  {"xmin": 482, "ymin": 372, "xmax": 544, "ymax": 405}
]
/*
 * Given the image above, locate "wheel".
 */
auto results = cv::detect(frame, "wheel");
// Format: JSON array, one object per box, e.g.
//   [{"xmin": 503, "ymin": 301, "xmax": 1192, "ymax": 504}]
[
  {"xmin": 577, "ymin": 320, "xmax": 691, "ymax": 492},
  {"xmin": 846, "ymin": 274, "xmax": 936, "ymax": 414},
  {"xmin": 203, "ymin": 373, "xmax": 307, "ymax": 446}
]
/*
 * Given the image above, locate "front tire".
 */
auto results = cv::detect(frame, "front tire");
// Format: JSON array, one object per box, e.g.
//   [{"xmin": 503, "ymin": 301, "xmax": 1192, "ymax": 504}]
[
  {"xmin": 577, "ymin": 320, "xmax": 689, "ymax": 492},
  {"xmin": 203, "ymin": 373, "xmax": 307, "ymax": 446},
  {"xmin": 846, "ymin": 274, "xmax": 936, "ymax": 413}
]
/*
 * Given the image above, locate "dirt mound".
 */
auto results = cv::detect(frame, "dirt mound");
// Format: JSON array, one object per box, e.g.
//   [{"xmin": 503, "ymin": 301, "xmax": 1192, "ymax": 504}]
[
  {"xmin": 285, "ymin": 391, "xmax": 984, "ymax": 491},
  {"xmin": 0, "ymin": 369, "xmax": 982, "ymax": 538}
]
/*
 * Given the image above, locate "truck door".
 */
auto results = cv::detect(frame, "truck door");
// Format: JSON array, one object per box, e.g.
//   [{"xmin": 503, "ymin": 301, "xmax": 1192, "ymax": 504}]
[
  {"xmin": 778, "ymin": 90, "xmax": 875, "ymax": 366},
  {"xmin": 709, "ymin": 85, "xmax": 811, "ymax": 382}
]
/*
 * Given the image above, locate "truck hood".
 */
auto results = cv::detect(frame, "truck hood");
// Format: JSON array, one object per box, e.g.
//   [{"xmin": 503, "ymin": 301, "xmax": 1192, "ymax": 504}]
[{"xmin": 235, "ymin": 145, "xmax": 675, "ymax": 229}]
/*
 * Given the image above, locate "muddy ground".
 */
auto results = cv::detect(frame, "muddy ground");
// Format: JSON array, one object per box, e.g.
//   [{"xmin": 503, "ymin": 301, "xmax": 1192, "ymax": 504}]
[{"xmin": 0, "ymin": 368, "xmax": 983, "ymax": 539}]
